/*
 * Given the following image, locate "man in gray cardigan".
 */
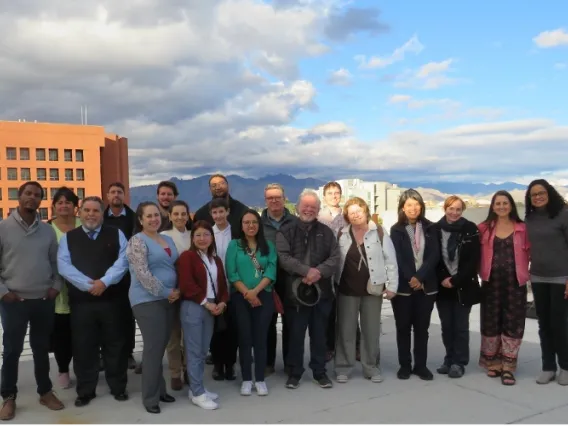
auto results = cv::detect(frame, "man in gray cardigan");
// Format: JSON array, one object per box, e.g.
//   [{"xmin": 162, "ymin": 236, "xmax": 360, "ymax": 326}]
[{"xmin": 0, "ymin": 182, "xmax": 65, "ymax": 421}]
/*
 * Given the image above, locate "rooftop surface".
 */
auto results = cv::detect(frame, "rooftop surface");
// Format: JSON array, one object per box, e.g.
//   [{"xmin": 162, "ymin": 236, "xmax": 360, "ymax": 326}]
[{"xmin": 4, "ymin": 302, "xmax": 567, "ymax": 424}]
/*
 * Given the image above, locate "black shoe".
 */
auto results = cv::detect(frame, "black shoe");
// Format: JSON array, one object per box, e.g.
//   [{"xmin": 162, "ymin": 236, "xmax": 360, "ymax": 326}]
[
  {"xmin": 224, "ymin": 366, "xmax": 236, "ymax": 381},
  {"xmin": 114, "ymin": 392, "xmax": 129, "ymax": 402},
  {"xmin": 314, "ymin": 374, "xmax": 333, "ymax": 389},
  {"xmin": 160, "ymin": 394, "xmax": 176, "ymax": 403},
  {"xmin": 74, "ymin": 395, "xmax": 95, "ymax": 407},
  {"xmin": 437, "ymin": 364, "xmax": 450, "ymax": 375},
  {"xmin": 285, "ymin": 376, "xmax": 300, "ymax": 389},
  {"xmin": 145, "ymin": 405, "xmax": 161, "ymax": 414},
  {"xmin": 448, "ymin": 364, "xmax": 465, "ymax": 379},
  {"xmin": 413, "ymin": 367, "xmax": 434, "ymax": 381},
  {"xmin": 212, "ymin": 365, "xmax": 225, "ymax": 381},
  {"xmin": 397, "ymin": 366, "xmax": 411, "ymax": 380}
]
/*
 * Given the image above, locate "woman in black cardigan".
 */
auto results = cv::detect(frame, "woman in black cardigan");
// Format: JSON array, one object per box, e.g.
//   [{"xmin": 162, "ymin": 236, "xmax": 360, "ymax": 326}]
[
  {"xmin": 435, "ymin": 196, "xmax": 481, "ymax": 379},
  {"xmin": 390, "ymin": 189, "xmax": 440, "ymax": 381}
]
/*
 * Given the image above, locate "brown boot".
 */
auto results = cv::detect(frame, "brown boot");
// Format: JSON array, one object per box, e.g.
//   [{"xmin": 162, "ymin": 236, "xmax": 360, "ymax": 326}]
[
  {"xmin": 39, "ymin": 391, "xmax": 64, "ymax": 411},
  {"xmin": 170, "ymin": 378, "xmax": 183, "ymax": 391},
  {"xmin": 0, "ymin": 397, "xmax": 16, "ymax": 421}
]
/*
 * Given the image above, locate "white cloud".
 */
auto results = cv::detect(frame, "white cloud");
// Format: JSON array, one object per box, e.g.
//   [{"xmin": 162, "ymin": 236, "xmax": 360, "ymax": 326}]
[
  {"xmin": 533, "ymin": 28, "xmax": 568, "ymax": 48},
  {"xmin": 555, "ymin": 63, "xmax": 567, "ymax": 70},
  {"xmin": 327, "ymin": 68, "xmax": 352, "ymax": 86},
  {"xmin": 388, "ymin": 94, "xmax": 412, "ymax": 104},
  {"xmin": 355, "ymin": 35, "xmax": 423, "ymax": 69},
  {"xmin": 394, "ymin": 58, "xmax": 459, "ymax": 90}
]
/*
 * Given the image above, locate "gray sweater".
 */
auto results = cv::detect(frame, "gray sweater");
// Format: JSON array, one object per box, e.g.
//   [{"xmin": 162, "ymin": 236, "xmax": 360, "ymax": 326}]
[
  {"xmin": 526, "ymin": 207, "xmax": 568, "ymax": 283},
  {"xmin": 0, "ymin": 210, "xmax": 63, "ymax": 299}
]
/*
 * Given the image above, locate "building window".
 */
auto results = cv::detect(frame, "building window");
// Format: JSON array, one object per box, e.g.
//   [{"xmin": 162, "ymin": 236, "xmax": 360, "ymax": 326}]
[
  {"xmin": 7, "ymin": 168, "xmax": 17, "ymax": 180},
  {"xmin": 0, "ymin": 208, "xmax": 3, "ymax": 220},
  {"xmin": 50, "ymin": 188, "xmax": 59, "ymax": 199},
  {"xmin": 49, "ymin": 168, "xmax": 59, "ymax": 181},
  {"xmin": 42, "ymin": 190, "xmax": 47, "ymax": 201},
  {"xmin": 76, "ymin": 169, "xmax": 85, "ymax": 181},
  {"xmin": 37, "ymin": 168, "xmax": 47, "ymax": 181},
  {"xmin": 64, "ymin": 149, "xmax": 72, "ymax": 162},
  {"xmin": 77, "ymin": 188, "xmax": 85, "ymax": 200},
  {"xmin": 0, "ymin": 188, "xmax": 2, "ymax": 200},
  {"xmin": 20, "ymin": 148, "xmax": 30, "ymax": 160},
  {"xmin": 75, "ymin": 149, "xmax": 84, "ymax": 162},
  {"xmin": 49, "ymin": 149, "xmax": 58, "ymax": 161},
  {"xmin": 20, "ymin": 168, "xmax": 31, "ymax": 181},
  {"xmin": 6, "ymin": 147, "xmax": 17, "ymax": 160},
  {"xmin": 36, "ymin": 148, "xmax": 46, "ymax": 161},
  {"xmin": 39, "ymin": 208, "xmax": 49, "ymax": 221},
  {"xmin": 8, "ymin": 188, "xmax": 18, "ymax": 200},
  {"xmin": 65, "ymin": 169, "xmax": 74, "ymax": 181}
]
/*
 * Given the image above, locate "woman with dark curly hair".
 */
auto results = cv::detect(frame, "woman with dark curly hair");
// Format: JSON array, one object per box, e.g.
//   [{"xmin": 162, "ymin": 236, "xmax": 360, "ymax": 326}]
[{"xmin": 525, "ymin": 179, "xmax": 568, "ymax": 385}]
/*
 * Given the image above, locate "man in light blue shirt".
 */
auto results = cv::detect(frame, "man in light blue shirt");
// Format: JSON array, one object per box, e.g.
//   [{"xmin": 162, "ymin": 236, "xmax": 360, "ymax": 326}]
[{"xmin": 57, "ymin": 196, "xmax": 129, "ymax": 408}]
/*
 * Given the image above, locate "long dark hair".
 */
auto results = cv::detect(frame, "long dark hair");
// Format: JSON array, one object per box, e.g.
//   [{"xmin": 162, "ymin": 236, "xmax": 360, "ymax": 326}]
[
  {"xmin": 525, "ymin": 179, "xmax": 566, "ymax": 219},
  {"xmin": 238, "ymin": 209, "xmax": 269, "ymax": 256},
  {"xmin": 483, "ymin": 190, "xmax": 523, "ymax": 225},
  {"xmin": 134, "ymin": 201, "xmax": 161, "ymax": 234},
  {"xmin": 396, "ymin": 189, "xmax": 426, "ymax": 226},
  {"xmin": 190, "ymin": 220, "xmax": 216, "ymax": 259}
]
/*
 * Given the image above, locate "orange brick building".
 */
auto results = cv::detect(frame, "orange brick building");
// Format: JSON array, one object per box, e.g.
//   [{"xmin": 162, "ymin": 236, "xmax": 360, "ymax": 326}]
[{"xmin": 0, "ymin": 121, "xmax": 129, "ymax": 220}]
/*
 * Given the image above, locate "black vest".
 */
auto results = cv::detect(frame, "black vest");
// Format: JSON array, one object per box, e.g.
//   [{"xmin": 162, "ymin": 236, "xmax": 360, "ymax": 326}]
[{"xmin": 66, "ymin": 225, "xmax": 124, "ymax": 304}]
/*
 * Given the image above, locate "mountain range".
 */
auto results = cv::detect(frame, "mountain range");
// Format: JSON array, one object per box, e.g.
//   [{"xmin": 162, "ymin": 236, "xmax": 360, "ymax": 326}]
[{"xmin": 129, "ymin": 174, "xmax": 541, "ymax": 210}]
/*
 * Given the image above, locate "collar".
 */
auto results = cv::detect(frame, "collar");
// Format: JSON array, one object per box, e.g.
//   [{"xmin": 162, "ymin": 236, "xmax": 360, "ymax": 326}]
[
  {"xmin": 82, "ymin": 225, "xmax": 102, "ymax": 234},
  {"xmin": 213, "ymin": 223, "xmax": 231, "ymax": 234},
  {"xmin": 12, "ymin": 208, "xmax": 40, "ymax": 231},
  {"xmin": 108, "ymin": 207, "xmax": 126, "ymax": 217}
]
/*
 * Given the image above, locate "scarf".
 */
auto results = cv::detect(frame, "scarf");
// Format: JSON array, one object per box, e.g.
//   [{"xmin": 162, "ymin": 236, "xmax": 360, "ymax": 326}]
[{"xmin": 437, "ymin": 216, "xmax": 467, "ymax": 262}]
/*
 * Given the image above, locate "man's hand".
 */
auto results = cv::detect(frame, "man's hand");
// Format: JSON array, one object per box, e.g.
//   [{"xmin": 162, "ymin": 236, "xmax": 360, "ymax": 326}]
[
  {"xmin": 441, "ymin": 277, "xmax": 453, "ymax": 289},
  {"xmin": 45, "ymin": 288, "xmax": 59, "ymax": 300},
  {"xmin": 213, "ymin": 302, "xmax": 227, "ymax": 316},
  {"xmin": 168, "ymin": 289, "xmax": 180, "ymax": 304},
  {"xmin": 89, "ymin": 280, "xmax": 107, "ymax": 296},
  {"xmin": 384, "ymin": 290, "xmax": 396, "ymax": 300},
  {"xmin": 409, "ymin": 276, "xmax": 422, "ymax": 290},
  {"xmin": 303, "ymin": 268, "xmax": 321, "ymax": 285},
  {"xmin": 2, "ymin": 292, "xmax": 22, "ymax": 303}
]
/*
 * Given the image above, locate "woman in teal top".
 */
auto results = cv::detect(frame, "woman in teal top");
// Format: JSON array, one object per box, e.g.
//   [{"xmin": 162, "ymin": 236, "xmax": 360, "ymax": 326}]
[{"xmin": 226, "ymin": 209, "xmax": 277, "ymax": 397}]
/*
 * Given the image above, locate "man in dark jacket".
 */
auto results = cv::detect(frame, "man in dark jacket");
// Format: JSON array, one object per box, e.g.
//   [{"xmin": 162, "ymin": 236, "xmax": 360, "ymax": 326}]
[
  {"xmin": 276, "ymin": 190, "xmax": 340, "ymax": 390},
  {"xmin": 103, "ymin": 182, "xmax": 137, "ymax": 369},
  {"xmin": 261, "ymin": 184, "xmax": 297, "ymax": 375},
  {"xmin": 193, "ymin": 174, "xmax": 248, "ymax": 231}
]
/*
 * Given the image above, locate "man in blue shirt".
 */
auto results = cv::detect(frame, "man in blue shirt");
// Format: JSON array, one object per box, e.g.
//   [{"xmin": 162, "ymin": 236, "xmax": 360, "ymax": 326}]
[{"xmin": 57, "ymin": 196, "xmax": 129, "ymax": 407}]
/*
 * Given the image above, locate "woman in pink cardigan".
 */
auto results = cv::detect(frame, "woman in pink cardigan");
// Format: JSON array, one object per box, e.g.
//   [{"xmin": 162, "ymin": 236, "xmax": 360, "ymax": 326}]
[{"xmin": 478, "ymin": 190, "xmax": 530, "ymax": 386}]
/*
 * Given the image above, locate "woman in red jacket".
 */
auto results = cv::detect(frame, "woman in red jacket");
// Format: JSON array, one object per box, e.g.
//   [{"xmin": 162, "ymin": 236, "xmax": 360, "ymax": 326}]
[{"xmin": 177, "ymin": 221, "xmax": 228, "ymax": 410}]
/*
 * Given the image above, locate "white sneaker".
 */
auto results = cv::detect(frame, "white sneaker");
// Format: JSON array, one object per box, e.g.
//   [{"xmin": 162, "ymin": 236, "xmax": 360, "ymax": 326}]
[
  {"xmin": 255, "ymin": 381, "xmax": 268, "ymax": 396},
  {"xmin": 240, "ymin": 381, "xmax": 253, "ymax": 396},
  {"xmin": 191, "ymin": 393, "xmax": 218, "ymax": 410},
  {"xmin": 189, "ymin": 389, "xmax": 219, "ymax": 400},
  {"xmin": 336, "ymin": 374, "xmax": 349, "ymax": 383}
]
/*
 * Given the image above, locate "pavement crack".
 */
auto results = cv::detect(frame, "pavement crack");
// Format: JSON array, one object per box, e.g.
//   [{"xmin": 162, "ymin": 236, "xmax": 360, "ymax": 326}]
[{"xmin": 507, "ymin": 400, "xmax": 568, "ymax": 424}]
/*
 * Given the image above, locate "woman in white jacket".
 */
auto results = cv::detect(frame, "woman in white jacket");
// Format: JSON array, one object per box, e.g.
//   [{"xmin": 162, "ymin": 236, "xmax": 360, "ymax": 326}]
[{"xmin": 334, "ymin": 197, "xmax": 398, "ymax": 383}]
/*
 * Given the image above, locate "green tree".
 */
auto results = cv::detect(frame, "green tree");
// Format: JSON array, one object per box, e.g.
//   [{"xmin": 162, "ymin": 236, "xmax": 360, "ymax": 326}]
[{"xmin": 285, "ymin": 202, "xmax": 297, "ymax": 215}]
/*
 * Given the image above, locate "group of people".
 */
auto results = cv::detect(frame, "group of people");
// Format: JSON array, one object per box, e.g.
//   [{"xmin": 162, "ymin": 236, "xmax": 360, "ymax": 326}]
[{"xmin": 1, "ymin": 174, "xmax": 567, "ymax": 420}]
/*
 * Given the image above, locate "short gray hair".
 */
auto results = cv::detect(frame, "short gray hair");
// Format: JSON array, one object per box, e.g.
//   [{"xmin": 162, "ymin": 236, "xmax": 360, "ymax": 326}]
[
  {"xmin": 81, "ymin": 196, "xmax": 105, "ymax": 211},
  {"xmin": 264, "ymin": 183, "xmax": 286, "ymax": 198},
  {"xmin": 296, "ymin": 189, "xmax": 321, "ymax": 209}
]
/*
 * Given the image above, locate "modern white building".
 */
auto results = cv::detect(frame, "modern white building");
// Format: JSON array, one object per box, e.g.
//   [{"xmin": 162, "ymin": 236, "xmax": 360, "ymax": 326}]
[{"xmin": 314, "ymin": 178, "xmax": 402, "ymax": 214}]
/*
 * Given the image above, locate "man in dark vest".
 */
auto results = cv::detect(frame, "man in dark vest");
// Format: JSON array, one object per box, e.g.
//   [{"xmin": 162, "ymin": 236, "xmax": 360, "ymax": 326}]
[
  {"xmin": 57, "ymin": 196, "xmax": 129, "ymax": 407},
  {"xmin": 103, "ymin": 182, "xmax": 137, "ymax": 370}
]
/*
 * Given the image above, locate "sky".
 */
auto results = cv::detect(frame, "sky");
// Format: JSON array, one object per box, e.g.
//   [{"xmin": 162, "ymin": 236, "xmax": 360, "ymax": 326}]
[{"xmin": 0, "ymin": 0, "xmax": 567, "ymax": 186}]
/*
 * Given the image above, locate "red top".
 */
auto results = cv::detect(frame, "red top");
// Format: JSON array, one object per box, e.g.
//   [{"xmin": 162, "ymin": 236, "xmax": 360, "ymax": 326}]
[{"xmin": 177, "ymin": 250, "xmax": 229, "ymax": 304}]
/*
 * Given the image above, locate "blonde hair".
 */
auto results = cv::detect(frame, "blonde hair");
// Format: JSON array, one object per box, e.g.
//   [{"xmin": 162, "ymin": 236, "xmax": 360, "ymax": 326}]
[
  {"xmin": 343, "ymin": 197, "xmax": 370, "ymax": 223},
  {"xmin": 443, "ymin": 195, "xmax": 466, "ymax": 211},
  {"xmin": 264, "ymin": 183, "xmax": 285, "ymax": 198}
]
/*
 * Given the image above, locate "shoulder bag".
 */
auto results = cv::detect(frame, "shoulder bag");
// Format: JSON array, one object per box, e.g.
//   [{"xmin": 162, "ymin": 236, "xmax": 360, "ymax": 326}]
[{"xmin": 245, "ymin": 247, "xmax": 284, "ymax": 315}]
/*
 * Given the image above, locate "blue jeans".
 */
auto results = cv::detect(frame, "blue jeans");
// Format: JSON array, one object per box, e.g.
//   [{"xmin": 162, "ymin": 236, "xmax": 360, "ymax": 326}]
[{"xmin": 181, "ymin": 300, "xmax": 214, "ymax": 398}]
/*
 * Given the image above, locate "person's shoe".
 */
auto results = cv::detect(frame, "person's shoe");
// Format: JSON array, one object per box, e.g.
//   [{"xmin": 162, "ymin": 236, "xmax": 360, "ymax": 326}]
[
  {"xmin": 397, "ymin": 366, "xmax": 411, "ymax": 380},
  {"xmin": 225, "ymin": 366, "xmax": 236, "ymax": 381},
  {"xmin": 314, "ymin": 374, "xmax": 333, "ymax": 389},
  {"xmin": 134, "ymin": 363, "xmax": 143, "ymax": 375},
  {"xmin": 0, "ymin": 396, "xmax": 16, "ymax": 421},
  {"xmin": 205, "ymin": 353, "xmax": 213, "ymax": 365},
  {"xmin": 255, "ymin": 381, "xmax": 269, "ymax": 396},
  {"xmin": 436, "ymin": 364, "xmax": 450, "ymax": 375},
  {"xmin": 58, "ymin": 373, "xmax": 72, "ymax": 389},
  {"xmin": 171, "ymin": 377, "xmax": 183, "ymax": 391},
  {"xmin": 558, "ymin": 369, "xmax": 568, "ymax": 386},
  {"xmin": 536, "ymin": 370, "xmax": 556, "ymax": 384},
  {"xmin": 285, "ymin": 376, "xmax": 300, "ymax": 389},
  {"xmin": 74, "ymin": 395, "xmax": 95, "ymax": 407},
  {"xmin": 145, "ymin": 405, "xmax": 160, "ymax": 414},
  {"xmin": 448, "ymin": 364, "xmax": 465, "ymax": 379},
  {"xmin": 114, "ymin": 393, "xmax": 129, "ymax": 402},
  {"xmin": 265, "ymin": 366, "xmax": 275, "ymax": 377},
  {"xmin": 412, "ymin": 367, "xmax": 434, "ymax": 381},
  {"xmin": 159, "ymin": 394, "xmax": 176, "ymax": 403},
  {"xmin": 127, "ymin": 356, "xmax": 137, "ymax": 370},
  {"xmin": 189, "ymin": 390, "xmax": 218, "ymax": 400},
  {"xmin": 191, "ymin": 393, "xmax": 218, "ymax": 410},
  {"xmin": 365, "ymin": 372, "xmax": 383, "ymax": 383},
  {"xmin": 336, "ymin": 374, "xmax": 349, "ymax": 383},
  {"xmin": 212, "ymin": 365, "xmax": 225, "ymax": 381},
  {"xmin": 240, "ymin": 381, "xmax": 253, "ymax": 396},
  {"xmin": 39, "ymin": 391, "xmax": 64, "ymax": 411}
]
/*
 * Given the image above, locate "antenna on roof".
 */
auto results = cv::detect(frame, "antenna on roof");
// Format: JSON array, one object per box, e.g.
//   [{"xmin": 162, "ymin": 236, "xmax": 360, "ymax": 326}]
[
  {"xmin": 85, "ymin": 105, "xmax": 88, "ymax": 125},
  {"xmin": 80, "ymin": 106, "xmax": 84, "ymax": 125}
]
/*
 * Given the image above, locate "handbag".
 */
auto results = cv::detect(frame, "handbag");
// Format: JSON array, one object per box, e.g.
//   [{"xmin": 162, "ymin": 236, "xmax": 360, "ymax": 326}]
[
  {"xmin": 246, "ymin": 247, "xmax": 284, "ymax": 315},
  {"xmin": 200, "ymin": 257, "xmax": 228, "ymax": 333}
]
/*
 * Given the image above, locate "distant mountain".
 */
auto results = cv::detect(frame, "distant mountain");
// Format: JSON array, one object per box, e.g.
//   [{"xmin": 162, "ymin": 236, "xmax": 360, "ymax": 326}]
[
  {"xmin": 130, "ymin": 174, "xmax": 326, "ymax": 211},
  {"xmin": 397, "ymin": 181, "xmax": 526, "ymax": 196}
]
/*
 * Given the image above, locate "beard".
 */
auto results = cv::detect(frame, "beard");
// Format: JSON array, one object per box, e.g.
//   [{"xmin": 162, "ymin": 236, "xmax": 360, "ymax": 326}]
[{"xmin": 211, "ymin": 190, "xmax": 228, "ymax": 199}]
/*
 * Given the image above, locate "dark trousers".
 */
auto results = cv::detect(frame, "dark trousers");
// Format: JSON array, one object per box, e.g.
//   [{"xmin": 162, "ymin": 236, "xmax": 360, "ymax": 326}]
[
  {"xmin": 210, "ymin": 301, "xmax": 238, "ymax": 369},
  {"xmin": 119, "ymin": 296, "xmax": 136, "ymax": 358},
  {"xmin": 285, "ymin": 298, "xmax": 333, "ymax": 379},
  {"xmin": 392, "ymin": 292, "xmax": 435, "ymax": 369},
  {"xmin": 0, "ymin": 298, "xmax": 55, "ymax": 398},
  {"xmin": 233, "ymin": 291, "xmax": 274, "ymax": 381},
  {"xmin": 51, "ymin": 313, "xmax": 73, "ymax": 373},
  {"xmin": 71, "ymin": 300, "xmax": 127, "ymax": 398},
  {"xmin": 533, "ymin": 282, "xmax": 568, "ymax": 371},
  {"xmin": 327, "ymin": 297, "xmax": 361, "ymax": 352},
  {"xmin": 267, "ymin": 313, "xmax": 289, "ymax": 368},
  {"xmin": 436, "ymin": 298, "xmax": 471, "ymax": 367}
]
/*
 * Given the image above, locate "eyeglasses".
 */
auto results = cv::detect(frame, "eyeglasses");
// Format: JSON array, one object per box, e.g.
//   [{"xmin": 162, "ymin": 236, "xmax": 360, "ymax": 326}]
[
  {"xmin": 210, "ymin": 182, "xmax": 227, "ymax": 189},
  {"xmin": 530, "ymin": 191, "xmax": 547, "ymax": 199},
  {"xmin": 243, "ymin": 220, "xmax": 259, "ymax": 226},
  {"xmin": 265, "ymin": 197, "xmax": 283, "ymax": 202},
  {"xmin": 194, "ymin": 233, "xmax": 212, "ymax": 238}
]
